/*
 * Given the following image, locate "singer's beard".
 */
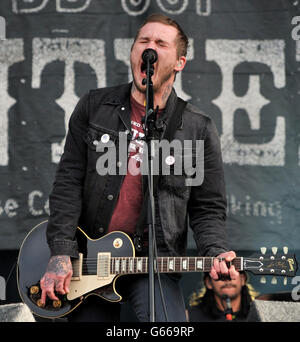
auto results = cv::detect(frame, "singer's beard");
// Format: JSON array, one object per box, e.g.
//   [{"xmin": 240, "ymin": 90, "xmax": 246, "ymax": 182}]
[
  {"xmin": 220, "ymin": 293, "xmax": 239, "ymax": 301},
  {"xmin": 218, "ymin": 285, "xmax": 240, "ymax": 301},
  {"xmin": 131, "ymin": 66, "xmax": 175, "ymax": 94},
  {"xmin": 215, "ymin": 283, "xmax": 239, "ymax": 300}
]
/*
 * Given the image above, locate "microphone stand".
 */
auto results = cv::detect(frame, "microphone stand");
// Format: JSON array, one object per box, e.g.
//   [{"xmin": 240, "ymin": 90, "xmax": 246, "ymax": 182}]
[{"xmin": 143, "ymin": 57, "xmax": 158, "ymax": 322}]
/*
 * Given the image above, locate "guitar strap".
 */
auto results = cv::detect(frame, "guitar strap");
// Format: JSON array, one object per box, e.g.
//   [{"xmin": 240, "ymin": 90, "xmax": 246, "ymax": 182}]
[{"xmin": 133, "ymin": 97, "xmax": 187, "ymax": 252}]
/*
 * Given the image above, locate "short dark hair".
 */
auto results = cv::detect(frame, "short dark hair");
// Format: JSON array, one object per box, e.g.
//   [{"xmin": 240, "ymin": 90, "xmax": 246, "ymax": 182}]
[{"xmin": 134, "ymin": 13, "xmax": 189, "ymax": 58}]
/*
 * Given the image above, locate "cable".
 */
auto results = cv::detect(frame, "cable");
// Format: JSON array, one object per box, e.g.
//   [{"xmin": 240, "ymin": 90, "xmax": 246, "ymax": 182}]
[
  {"xmin": 5, "ymin": 258, "xmax": 17, "ymax": 286},
  {"xmin": 0, "ymin": 258, "xmax": 17, "ymax": 301}
]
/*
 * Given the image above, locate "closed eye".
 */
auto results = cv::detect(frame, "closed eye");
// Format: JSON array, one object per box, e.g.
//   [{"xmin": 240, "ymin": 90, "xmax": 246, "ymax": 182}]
[
  {"xmin": 138, "ymin": 37, "xmax": 150, "ymax": 44},
  {"xmin": 157, "ymin": 40, "xmax": 169, "ymax": 47},
  {"xmin": 137, "ymin": 37, "xmax": 169, "ymax": 48}
]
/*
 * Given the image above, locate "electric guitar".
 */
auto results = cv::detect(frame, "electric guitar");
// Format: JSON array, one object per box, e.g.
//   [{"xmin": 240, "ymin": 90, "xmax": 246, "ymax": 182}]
[{"xmin": 17, "ymin": 221, "xmax": 298, "ymax": 319}]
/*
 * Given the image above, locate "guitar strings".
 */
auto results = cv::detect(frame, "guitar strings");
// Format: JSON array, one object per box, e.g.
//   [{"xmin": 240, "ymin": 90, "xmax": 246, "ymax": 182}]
[{"xmin": 71, "ymin": 257, "xmax": 242, "ymax": 275}]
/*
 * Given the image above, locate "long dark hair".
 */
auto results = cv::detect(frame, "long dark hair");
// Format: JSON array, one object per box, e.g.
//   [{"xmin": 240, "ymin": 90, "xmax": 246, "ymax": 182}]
[
  {"xmin": 190, "ymin": 272, "xmax": 254, "ymax": 319},
  {"xmin": 199, "ymin": 284, "xmax": 252, "ymax": 319}
]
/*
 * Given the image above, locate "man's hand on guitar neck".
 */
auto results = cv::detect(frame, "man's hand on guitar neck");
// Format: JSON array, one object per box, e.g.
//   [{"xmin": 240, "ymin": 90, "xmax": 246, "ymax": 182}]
[
  {"xmin": 209, "ymin": 251, "xmax": 239, "ymax": 281},
  {"xmin": 40, "ymin": 255, "xmax": 73, "ymax": 305}
]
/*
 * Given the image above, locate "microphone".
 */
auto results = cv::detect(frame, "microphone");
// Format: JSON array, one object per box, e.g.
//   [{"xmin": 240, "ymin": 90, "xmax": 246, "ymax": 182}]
[
  {"xmin": 222, "ymin": 295, "xmax": 233, "ymax": 321},
  {"xmin": 142, "ymin": 48, "xmax": 158, "ymax": 64}
]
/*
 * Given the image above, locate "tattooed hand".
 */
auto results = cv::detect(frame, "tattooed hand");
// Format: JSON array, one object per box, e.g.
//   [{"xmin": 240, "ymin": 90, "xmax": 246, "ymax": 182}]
[{"xmin": 40, "ymin": 255, "xmax": 73, "ymax": 305}]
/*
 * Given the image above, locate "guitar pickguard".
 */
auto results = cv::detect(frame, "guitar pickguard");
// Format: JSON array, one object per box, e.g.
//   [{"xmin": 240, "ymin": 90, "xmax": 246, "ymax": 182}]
[{"xmin": 67, "ymin": 274, "xmax": 116, "ymax": 300}]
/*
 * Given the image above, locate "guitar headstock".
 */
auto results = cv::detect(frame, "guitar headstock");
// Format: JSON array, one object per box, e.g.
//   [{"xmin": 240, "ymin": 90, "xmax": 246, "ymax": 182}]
[{"xmin": 243, "ymin": 247, "xmax": 298, "ymax": 283}]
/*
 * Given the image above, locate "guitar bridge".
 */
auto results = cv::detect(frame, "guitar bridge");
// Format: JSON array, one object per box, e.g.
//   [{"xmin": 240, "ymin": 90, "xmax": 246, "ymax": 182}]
[{"xmin": 97, "ymin": 253, "xmax": 111, "ymax": 279}]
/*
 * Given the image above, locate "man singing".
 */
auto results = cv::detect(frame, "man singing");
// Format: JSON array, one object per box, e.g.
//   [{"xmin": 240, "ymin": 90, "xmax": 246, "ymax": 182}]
[{"xmin": 39, "ymin": 13, "xmax": 238, "ymax": 322}]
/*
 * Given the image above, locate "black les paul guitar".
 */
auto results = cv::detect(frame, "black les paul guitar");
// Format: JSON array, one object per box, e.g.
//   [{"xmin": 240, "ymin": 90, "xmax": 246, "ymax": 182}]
[{"xmin": 17, "ymin": 221, "xmax": 298, "ymax": 319}]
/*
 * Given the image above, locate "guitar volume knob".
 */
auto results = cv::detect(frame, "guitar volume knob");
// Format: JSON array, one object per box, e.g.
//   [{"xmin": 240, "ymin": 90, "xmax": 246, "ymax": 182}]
[
  {"xmin": 30, "ymin": 286, "xmax": 40, "ymax": 295},
  {"xmin": 36, "ymin": 299, "xmax": 45, "ymax": 308},
  {"xmin": 53, "ymin": 299, "xmax": 62, "ymax": 308}
]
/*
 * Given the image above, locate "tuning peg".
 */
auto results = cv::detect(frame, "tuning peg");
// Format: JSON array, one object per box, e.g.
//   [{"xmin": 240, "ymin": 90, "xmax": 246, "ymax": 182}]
[
  {"xmin": 272, "ymin": 247, "xmax": 278, "ymax": 255},
  {"xmin": 260, "ymin": 247, "xmax": 267, "ymax": 255},
  {"xmin": 271, "ymin": 277, "xmax": 277, "ymax": 285},
  {"xmin": 283, "ymin": 246, "xmax": 288, "ymax": 255},
  {"xmin": 260, "ymin": 276, "xmax": 266, "ymax": 284},
  {"xmin": 283, "ymin": 277, "xmax": 287, "ymax": 286}
]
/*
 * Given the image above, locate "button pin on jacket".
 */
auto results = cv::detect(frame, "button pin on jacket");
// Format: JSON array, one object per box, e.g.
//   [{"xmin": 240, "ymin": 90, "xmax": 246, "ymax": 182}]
[
  {"xmin": 101, "ymin": 134, "xmax": 110, "ymax": 143},
  {"xmin": 165, "ymin": 155, "xmax": 175, "ymax": 166}
]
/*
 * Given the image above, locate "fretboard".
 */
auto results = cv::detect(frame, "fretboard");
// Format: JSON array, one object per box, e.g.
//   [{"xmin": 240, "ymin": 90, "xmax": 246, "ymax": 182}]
[{"xmin": 110, "ymin": 256, "xmax": 242, "ymax": 275}]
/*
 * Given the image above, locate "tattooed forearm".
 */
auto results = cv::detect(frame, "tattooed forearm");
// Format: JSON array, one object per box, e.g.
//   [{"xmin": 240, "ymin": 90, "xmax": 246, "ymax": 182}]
[{"xmin": 46, "ymin": 255, "xmax": 72, "ymax": 275}]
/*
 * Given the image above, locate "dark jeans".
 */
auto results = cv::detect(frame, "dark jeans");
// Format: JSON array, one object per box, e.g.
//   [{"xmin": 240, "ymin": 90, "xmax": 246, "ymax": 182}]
[{"xmin": 67, "ymin": 274, "xmax": 187, "ymax": 322}]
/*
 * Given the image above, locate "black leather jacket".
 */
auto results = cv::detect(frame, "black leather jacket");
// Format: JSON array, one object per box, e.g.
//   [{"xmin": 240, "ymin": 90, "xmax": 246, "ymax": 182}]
[{"xmin": 46, "ymin": 82, "xmax": 228, "ymax": 258}]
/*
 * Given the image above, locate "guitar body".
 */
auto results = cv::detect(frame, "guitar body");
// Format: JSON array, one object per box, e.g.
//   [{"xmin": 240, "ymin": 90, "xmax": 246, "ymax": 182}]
[
  {"xmin": 18, "ymin": 221, "xmax": 298, "ymax": 320},
  {"xmin": 17, "ymin": 221, "xmax": 135, "ymax": 319}
]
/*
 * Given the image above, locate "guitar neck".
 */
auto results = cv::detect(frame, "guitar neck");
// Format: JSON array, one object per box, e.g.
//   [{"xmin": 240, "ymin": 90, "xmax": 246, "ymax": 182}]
[
  {"xmin": 73, "ymin": 252, "xmax": 297, "ymax": 279},
  {"xmin": 110, "ymin": 256, "xmax": 243, "ymax": 275}
]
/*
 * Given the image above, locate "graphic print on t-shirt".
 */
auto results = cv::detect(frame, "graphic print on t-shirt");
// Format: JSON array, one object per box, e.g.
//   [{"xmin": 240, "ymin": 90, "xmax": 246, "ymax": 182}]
[
  {"xmin": 128, "ymin": 113, "xmax": 145, "ymax": 176},
  {"xmin": 108, "ymin": 96, "xmax": 146, "ymax": 235}
]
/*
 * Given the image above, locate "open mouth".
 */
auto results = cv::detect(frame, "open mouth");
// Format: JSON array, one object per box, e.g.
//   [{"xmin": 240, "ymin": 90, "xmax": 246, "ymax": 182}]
[
  {"xmin": 140, "ymin": 61, "xmax": 156, "ymax": 78},
  {"xmin": 141, "ymin": 62, "xmax": 147, "ymax": 75}
]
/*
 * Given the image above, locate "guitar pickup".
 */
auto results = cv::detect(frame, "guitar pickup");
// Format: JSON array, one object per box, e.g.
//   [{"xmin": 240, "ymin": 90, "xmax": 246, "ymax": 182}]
[
  {"xmin": 97, "ymin": 253, "xmax": 111, "ymax": 279},
  {"xmin": 71, "ymin": 253, "xmax": 83, "ymax": 280}
]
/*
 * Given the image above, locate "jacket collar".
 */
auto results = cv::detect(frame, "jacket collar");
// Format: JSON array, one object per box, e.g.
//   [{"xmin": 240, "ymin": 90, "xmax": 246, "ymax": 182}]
[
  {"xmin": 102, "ymin": 82, "xmax": 132, "ymax": 105},
  {"xmin": 101, "ymin": 82, "xmax": 179, "ymax": 133},
  {"xmin": 101, "ymin": 83, "xmax": 132, "ymax": 132}
]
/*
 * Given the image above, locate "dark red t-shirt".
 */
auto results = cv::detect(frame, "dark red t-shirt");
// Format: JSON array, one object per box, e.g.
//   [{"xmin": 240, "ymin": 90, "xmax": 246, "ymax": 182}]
[{"xmin": 108, "ymin": 96, "xmax": 145, "ymax": 234}]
